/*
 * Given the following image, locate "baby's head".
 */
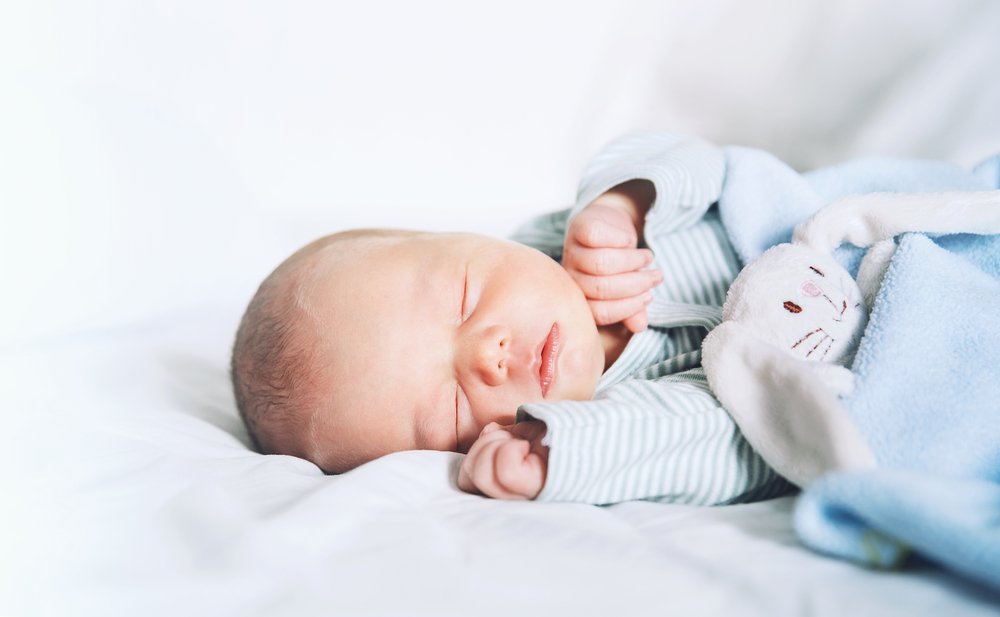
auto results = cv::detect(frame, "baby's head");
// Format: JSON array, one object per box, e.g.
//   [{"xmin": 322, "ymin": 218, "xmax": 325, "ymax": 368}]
[{"xmin": 231, "ymin": 229, "xmax": 605, "ymax": 473}]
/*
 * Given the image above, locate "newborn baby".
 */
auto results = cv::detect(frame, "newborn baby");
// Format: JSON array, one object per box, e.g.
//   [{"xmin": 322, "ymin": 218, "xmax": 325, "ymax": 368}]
[
  {"xmin": 232, "ymin": 131, "xmax": 792, "ymax": 504},
  {"xmin": 233, "ymin": 184, "xmax": 656, "ymax": 491}
]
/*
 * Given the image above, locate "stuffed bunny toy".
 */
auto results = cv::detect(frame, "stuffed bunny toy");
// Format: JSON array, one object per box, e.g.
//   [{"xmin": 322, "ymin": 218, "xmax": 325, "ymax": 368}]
[{"xmin": 702, "ymin": 190, "xmax": 1000, "ymax": 488}]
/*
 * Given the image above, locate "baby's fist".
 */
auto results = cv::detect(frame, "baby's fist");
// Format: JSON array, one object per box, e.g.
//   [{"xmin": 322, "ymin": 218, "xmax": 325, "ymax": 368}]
[{"xmin": 458, "ymin": 421, "xmax": 548, "ymax": 500}]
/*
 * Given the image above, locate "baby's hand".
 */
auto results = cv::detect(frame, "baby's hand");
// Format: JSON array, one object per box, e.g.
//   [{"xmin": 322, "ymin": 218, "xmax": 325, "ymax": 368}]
[
  {"xmin": 457, "ymin": 421, "xmax": 548, "ymax": 500},
  {"xmin": 563, "ymin": 194, "xmax": 661, "ymax": 332}
]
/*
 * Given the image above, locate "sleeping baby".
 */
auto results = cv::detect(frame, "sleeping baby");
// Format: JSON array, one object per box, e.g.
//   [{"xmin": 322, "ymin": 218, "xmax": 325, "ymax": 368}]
[{"xmin": 232, "ymin": 131, "xmax": 798, "ymax": 504}]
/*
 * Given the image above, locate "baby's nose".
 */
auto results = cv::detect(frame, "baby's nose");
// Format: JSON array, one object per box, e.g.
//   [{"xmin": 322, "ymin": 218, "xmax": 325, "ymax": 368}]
[{"xmin": 470, "ymin": 326, "xmax": 510, "ymax": 386}]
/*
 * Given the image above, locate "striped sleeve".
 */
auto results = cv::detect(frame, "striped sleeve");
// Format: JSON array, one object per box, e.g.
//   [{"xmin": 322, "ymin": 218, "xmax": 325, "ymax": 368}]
[
  {"xmin": 517, "ymin": 369, "xmax": 793, "ymax": 505},
  {"xmin": 571, "ymin": 131, "xmax": 726, "ymax": 239}
]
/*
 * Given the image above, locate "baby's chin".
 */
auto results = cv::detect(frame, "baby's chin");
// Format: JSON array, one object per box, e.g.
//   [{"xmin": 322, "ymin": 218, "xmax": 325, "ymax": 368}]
[{"xmin": 550, "ymin": 328, "xmax": 604, "ymax": 402}]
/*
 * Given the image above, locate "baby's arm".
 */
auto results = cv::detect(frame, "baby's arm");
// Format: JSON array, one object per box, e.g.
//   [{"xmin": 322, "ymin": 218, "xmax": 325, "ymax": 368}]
[
  {"xmin": 457, "ymin": 421, "xmax": 548, "ymax": 500},
  {"xmin": 461, "ymin": 372, "xmax": 791, "ymax": 504},
  {"xmin": 562, "ymin": 180, "xmax": 661, "ymax": 332}
]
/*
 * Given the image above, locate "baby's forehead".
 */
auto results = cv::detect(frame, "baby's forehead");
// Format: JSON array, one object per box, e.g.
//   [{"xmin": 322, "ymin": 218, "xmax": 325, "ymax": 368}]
[
  {"xmin": 305, "ymin": 229, "xmax": 462, "ymax": 274},
  {"xmin": 311, "ymin": 229, "xmax": 417, "ymax": 263},
  {"xmin": 306, "ymin": 230, "xmax": 476, "ymax": 281},
  {"xmin": 294, "ymin": 231, "xmax": 457, "ymax": 327},
  {"xmin": 290, "ymin": 229, "xmax": 512, "ymax": 338},
  {"xmin": 295, "ymin": 232, "xmax": 412, "ymax": 289}
]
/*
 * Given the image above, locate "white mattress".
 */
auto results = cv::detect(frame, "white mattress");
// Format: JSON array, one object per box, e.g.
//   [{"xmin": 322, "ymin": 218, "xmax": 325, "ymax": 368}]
[{"xmin": 4, "ymin": 2, "xmax": 1000, "ymax": 615}]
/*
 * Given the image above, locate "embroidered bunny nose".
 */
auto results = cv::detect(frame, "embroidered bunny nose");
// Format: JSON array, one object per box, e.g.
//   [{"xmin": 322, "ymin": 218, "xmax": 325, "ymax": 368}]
[{"xmin": 801, "ymin": 280, "xmax": 823, "ymax": 297}]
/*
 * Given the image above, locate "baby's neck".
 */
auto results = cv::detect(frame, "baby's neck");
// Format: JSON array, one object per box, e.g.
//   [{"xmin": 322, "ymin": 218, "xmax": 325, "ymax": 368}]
[{"xmin": 598, "ymin": 323, "xmax": 633, "ymax": 370}]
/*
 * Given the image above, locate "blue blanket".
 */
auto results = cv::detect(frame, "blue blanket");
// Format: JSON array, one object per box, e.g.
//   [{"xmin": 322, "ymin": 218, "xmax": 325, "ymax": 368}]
[{"xmin": 717, "ymin": 147, "xmax": 1000, "ymax": 591}]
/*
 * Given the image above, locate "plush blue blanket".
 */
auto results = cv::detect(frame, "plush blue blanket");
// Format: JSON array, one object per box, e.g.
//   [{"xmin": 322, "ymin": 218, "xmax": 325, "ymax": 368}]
[{"xmin": 716, "ymin": 147, "xmax": 1000, "ymax": 591}]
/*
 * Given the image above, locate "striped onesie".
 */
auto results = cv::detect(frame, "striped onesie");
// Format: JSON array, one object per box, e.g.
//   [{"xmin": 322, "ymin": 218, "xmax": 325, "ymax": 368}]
[{"xmin": 512, "ymin": 131, "xmax": 793, "ymax": 505}]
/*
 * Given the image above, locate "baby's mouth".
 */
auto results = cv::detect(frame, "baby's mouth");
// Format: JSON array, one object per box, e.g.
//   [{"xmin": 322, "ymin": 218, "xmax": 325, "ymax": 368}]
[{"xmin": 538, "ymin": 323, "xmax": 560, "ymax": 398}]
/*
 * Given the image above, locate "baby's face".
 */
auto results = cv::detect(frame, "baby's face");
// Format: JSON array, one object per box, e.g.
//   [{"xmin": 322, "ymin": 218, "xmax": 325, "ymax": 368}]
[{"xmin": 298, "ymin": 232, "xmax": 605, "ymax": 471}]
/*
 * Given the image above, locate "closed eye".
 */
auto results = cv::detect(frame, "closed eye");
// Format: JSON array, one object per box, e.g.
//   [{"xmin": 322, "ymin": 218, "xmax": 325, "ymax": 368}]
[
  {"xmin": 784, "ymin": 300, "xmax": 803, "ymax": 314},
  {"xmin": 455, "ymin": 386, "xmax": 461, "ymax": 451},
  {"xmin": 454, "ymin": 384, "xmax": 470, "ymax": 453},
  {"xmin": 809, "ymin": 266, "xmax": 825, "ymax": 277},
  {"xmin": 460, "ymin": 265, "xmax": 470, "ymax": 321}
]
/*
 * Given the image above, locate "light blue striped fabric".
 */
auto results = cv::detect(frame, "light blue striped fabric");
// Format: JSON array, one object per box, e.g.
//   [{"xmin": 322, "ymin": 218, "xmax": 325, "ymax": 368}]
[{"xmin": 511, "ymin": 131, "xmax": 792, "ymax": 505}]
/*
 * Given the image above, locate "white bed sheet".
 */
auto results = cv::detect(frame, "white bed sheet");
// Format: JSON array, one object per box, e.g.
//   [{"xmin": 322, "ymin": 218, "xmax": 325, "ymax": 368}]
[
  {"xmin": 4, "ymin": 2, "xmax": 1000, "ymax": 615},
  {"xmin": 5, "ymin": 308, "xmax": 1000, "ymax": 615}
]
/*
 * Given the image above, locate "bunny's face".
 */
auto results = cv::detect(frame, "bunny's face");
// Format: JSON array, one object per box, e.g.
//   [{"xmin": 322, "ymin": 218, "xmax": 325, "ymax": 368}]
[{"xmin": 722, "ymin": 244, "xmax": 867, "ymax": 365}]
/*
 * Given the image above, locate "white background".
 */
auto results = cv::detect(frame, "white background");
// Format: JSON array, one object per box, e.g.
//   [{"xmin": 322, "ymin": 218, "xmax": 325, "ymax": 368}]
[{"xmin": 3, "ymin": 0, "xmax": 1000, "ymax": 346}]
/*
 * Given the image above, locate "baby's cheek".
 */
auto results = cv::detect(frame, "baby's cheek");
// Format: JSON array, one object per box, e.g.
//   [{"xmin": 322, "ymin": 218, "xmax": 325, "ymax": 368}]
[
  {"xmin": 469, "ymin": 398, "xmax": 517, "ymax": 440},
  {"xmin": 558, "ymin": 346, "xmax": 600, "ymax": 399}
]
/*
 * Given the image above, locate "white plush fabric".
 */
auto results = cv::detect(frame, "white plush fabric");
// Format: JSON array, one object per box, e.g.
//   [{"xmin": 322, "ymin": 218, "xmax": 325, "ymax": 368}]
[
  {"xmin": 704, "ymin": 191, "xmax": 1000, "ymax": 488},
  {"xmin": 5, "ymin": 2, "xmax": 1000, "ymax": 615}
]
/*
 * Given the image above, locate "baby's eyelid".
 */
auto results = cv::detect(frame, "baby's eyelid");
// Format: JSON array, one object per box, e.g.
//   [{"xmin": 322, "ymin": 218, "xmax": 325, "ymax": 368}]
[
  {"xmin": 454, "ymin": 385, "xmax": 461, "ymax": 449},
  {"xmin": 454, "ymin": 383, "xmax": 470, "ymax": 452},
  {"xmin": 460, "ymin": 267, "xmax": 470, "ymax": 320}
]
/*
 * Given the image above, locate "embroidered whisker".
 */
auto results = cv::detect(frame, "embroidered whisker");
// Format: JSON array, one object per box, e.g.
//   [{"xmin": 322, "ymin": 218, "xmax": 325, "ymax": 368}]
[
  {"xmin": 807, "ymin": 335, "xmax": 830, "ymax": 358},
  {"xmin": 819, "ymin": 336, "xmax": 835, "ymax": 361},
  {"xmin": 792, "ymin": 328, "xmax": 824, "ymax": 349}
]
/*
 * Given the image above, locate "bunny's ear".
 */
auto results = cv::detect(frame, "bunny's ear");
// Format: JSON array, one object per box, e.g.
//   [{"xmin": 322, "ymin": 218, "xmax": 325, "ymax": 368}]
[
  {"xmin": 793, "ymin": 190, "xmax": 1000, "ymax": 253},
  {"xmin": 702, "ymin": 321, "xmax": 875, "ymax": 487},
  {"xmin": 856, "ymin": 239, "xmax": 897, "ymax": 311}
]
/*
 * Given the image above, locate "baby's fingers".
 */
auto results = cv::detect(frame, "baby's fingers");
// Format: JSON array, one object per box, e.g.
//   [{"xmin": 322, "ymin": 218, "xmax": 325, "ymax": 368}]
[
  {"xmin": 589, "ymin": 292, "xmax": 654, "ymax": 326},
  {"xmin": 622, "ymin": 310, "xmax": 650, "ymax": 333},
  {"xmin": 494, "ymin": 439, "xmax": 545, "ymax": 499},
  {"xmin": 569, "ymin": 208, "xmax": 637, "ymax": 249},
  {"xmin": 568, "ymin": 246, "xmax": 653, "ymax": 276},
  {"xmin": 458, "ymin": 427, "xmax": 508, "ymax": 494},
  {"xmin": 463, "ymin": 436, "xmax": 509, "ymax": 497},
  {"xmin": 574, "ymin": 269, "xmax": 662, "ymax": 301},
  {"xmin": 463, "ymin": 434, "xmax": 531, "ymax": 500}
]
